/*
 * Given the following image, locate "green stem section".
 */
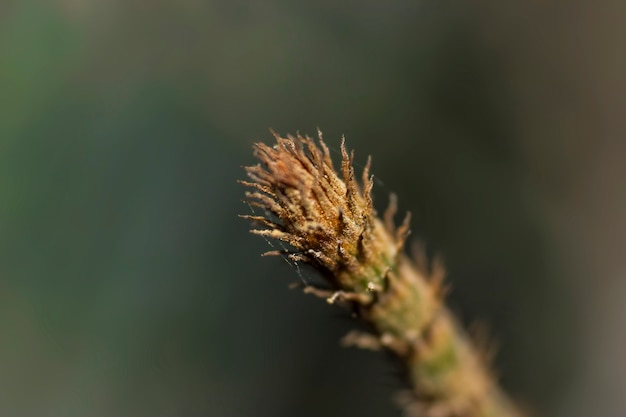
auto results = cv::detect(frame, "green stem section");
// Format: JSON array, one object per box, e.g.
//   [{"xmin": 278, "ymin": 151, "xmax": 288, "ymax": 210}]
[{"xmin": 362, "ymin": 252, "xmax": 522, "ymax": 417}]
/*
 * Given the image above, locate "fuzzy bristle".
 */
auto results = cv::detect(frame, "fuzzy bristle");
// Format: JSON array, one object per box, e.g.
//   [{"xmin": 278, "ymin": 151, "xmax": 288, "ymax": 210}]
[{"xmin": 241, "ymin": 131, "xmax": 403, "ymax": 295}]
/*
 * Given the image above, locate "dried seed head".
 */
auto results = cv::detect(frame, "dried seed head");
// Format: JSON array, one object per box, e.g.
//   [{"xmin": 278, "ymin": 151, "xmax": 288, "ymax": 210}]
[
  {"xmin": 241, "ymin": 132, "xmax": 404, "ymax": 295},
  {"xmin": 241, "ymin": 132, "xmax": 525, "ymax": 417}
]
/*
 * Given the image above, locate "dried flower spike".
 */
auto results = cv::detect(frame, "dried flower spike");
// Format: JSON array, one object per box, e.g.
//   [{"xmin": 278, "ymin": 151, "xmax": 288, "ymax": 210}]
[{"xmin": 241, "ymin": 131, "xmax": 524, "ymax": 417}]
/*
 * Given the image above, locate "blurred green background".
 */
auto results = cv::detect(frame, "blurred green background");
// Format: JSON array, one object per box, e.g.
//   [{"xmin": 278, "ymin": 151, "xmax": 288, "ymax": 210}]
[{"xmin": 2, "ymin": 1, "xmax": 626, "ymax": 416}]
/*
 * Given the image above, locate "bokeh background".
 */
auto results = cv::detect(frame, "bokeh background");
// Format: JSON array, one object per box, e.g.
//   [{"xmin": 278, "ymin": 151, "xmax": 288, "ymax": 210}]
[{"xmin": 2, "ymin": 1, "xmax": 626, "ymax": 416}]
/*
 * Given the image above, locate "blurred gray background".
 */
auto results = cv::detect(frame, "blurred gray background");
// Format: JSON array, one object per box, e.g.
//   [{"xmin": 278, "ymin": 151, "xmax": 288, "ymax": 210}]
[{"xmin": 2, "ymin": 1, "xmax": 625, "ymax": 416}]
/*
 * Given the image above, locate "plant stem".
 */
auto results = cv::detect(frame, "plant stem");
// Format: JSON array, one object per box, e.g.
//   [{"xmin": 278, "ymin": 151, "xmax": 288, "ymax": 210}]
[{"xmin": 241, "ymin": 132, "xmax": 524, "ymax": 417}]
